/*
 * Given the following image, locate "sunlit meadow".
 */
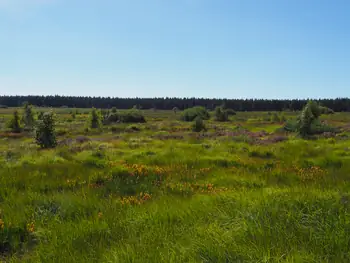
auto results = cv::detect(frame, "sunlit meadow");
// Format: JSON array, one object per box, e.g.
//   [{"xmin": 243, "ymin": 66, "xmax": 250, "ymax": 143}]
[{"xmin": 1, "ymin": 108, "xmax": 350, "ymax": 262}]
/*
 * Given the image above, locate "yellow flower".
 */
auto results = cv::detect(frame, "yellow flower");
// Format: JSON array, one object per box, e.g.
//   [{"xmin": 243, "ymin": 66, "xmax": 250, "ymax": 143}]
[{"xmin": 98, "ymin": 212, "xmax": 103, "ymax": 219}]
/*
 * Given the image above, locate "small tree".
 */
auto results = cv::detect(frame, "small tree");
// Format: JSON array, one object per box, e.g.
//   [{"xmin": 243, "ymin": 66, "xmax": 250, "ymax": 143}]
[
  {"xmin": 173, "ymin": 107, "xmax": 178, "ymax": 115},
  {"xmin": 111, "ymin": 107, "xmax": 117, "ymax": 113},
  {"xmin": 192, "ymin": 116, "xmax": 206, "ymax": 132},
  {"xmin": 214, "ymin": 106, "xmax": 228, "ymax": 121},
  {"xmin": 89, "ymin": 107, "xmax": 102, "ymax": 129},
  {"xmin": 35, "ymin": 111, "xmax": 57, "ymax": 148},
  {"xmin": 7, "ymin": 110, "xmax": 22, "ymax": 133},
  {"xmin": 23, "ymin": 103, "xmax": 35, "ymax": 130},
  {"xmin": 297, "ymin": 101, "xmax": 321, "ymax": 137}
]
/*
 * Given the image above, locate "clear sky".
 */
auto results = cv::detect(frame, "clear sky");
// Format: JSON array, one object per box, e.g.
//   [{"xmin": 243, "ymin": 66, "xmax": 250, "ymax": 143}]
[{"xmin": 1, "ymin": 0, "xmax": 349, "ymax": 99}]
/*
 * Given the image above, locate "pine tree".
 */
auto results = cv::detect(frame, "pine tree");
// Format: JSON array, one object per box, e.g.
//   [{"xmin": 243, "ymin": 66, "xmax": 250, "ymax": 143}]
[
  {"xmin": 89, "ymin": 107, "xmax": 102, "ymax": 129},
  {"xmin": 35, "ymin": 111, "xmax": 57, "ymax": 148},
  {"xmin": 23, "ymin": 103, "xmax": 35, "ymax": 130},
  {"xmin": 7, "ymin": 110, "xmax": 22, "ymax": 133}
]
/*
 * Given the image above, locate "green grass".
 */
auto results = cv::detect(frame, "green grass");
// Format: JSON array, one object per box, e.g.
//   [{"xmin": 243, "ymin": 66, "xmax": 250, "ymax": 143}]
[{"xmin": 1, "ymin": 108, "xmax": 350, "ymax": 262}]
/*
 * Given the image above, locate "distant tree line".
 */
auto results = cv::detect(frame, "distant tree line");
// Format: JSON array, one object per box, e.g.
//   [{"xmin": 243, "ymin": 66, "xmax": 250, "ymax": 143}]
[{"xmin": 1, "ymin": 95, "xmax": 350, "ymax": 112}]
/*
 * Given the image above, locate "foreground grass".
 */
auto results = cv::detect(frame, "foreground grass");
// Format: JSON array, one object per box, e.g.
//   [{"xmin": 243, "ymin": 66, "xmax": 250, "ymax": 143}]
[{"xmin": 1, "ymin": 110, "xmax": 350, "ymax": 262}]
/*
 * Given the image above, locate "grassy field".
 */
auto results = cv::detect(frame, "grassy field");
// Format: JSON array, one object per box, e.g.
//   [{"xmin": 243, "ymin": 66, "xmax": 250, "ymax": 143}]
[{"xmin": 1, "ymin": 108, "xmax": 350, "ymax": 262}]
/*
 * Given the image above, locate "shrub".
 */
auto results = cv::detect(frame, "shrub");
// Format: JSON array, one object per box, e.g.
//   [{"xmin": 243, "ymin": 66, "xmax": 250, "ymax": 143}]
[
  {"xmin": 88, "ymin": 107, "xmax": 102, "ymax": 129},
  {"xmin": 119, "ymin": 110, "xmax": 146, "ymax": 123},
  {"xmin": 23, "ymin": 104, "xmax": 35, "ymax": 131},
  {"xmin": 35, "ymin": 111, "xmax": 57, "ymax": 148},
  {"xmin": 111, "ymin": 107, "xmax": 117, "ymax": 113},
  {"xmin": 192, "ymin": 116, "xmax": 206, "ymax": 132},
  {"xmin": 7, "ymin": 110, "xmax": 22, "ymax": 133},
  {"xmin": 283, "ymin": 119, "xmax": 298, "ymax": 132},
  {"xmin": 292, "ymin": 101, "xmax": 336, "ymax": 137},
  {"xmin": 320, "ymin": 106, "xmax": 335, "ymax": 115},
  {"xmin": 105, "ymin": 110, "xmax": 146, "ymax": 124},
  {"xmin": 181, "ymin": 106, "xmax": 210, "ymax": 122},
  {"xmin": 214, "ymin": 106, "xmax": 228, "ymax": 122}
]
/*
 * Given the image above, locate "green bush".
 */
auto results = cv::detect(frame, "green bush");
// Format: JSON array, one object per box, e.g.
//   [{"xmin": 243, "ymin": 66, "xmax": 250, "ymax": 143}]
[
  {"xmin": 181, "ymin": 106, "xmax": 210, "ymax": 122},
  {"xmin": 23, "ymin": 104, "xmax": 35, "ymax": 131},
  {"xmin": 214, "ymin": 106, "xmax": 228, "ymax": 122},
  {"xmin": 320, "ymin": 106, "xmax": 335, "ymax": 115},
  {"xmin": 119, "ymin": 110, "xmax": 146, "ymax": 123},
  {"xmin": 35, "ymin": 111, "xmax": 57, "ymax": 148},
  {"xmin": 88, "ymin": 107, "xmax": 102, "ymax": 129},
  {"xmin": 7, "ymin": 110, "xmax": 22, "ymax": 133},
  {"xmin": 286, "ymin": 101, "xmax": 337, "ymax": 137},
  {"xmin": 283, "ymin": 119, "xmax": 298, "ymax": 132},
  {"xmin": 192, "ymin": 116, "xmax": 206, "ymax": 132},
  {"xmin": 104, "ymin": 110, "xmax": 146, "ymax": 124}
]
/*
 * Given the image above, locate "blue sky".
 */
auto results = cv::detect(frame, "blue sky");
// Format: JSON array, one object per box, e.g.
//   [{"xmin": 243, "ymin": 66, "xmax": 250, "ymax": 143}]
[{"xmin": 1, "ymin": 0, "xmax": 349, "ymax": 98}]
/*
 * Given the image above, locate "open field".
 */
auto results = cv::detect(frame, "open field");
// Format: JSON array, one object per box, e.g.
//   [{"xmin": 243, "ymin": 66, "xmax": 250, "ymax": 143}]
[{"xmin": 1, "ymin": 108, "xmax": 350, "ymax": 262}]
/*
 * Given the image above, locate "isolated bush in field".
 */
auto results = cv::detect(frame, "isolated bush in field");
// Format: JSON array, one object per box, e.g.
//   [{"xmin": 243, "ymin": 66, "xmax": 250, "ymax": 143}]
[
  {"xmin": 88, "ymin": 107, "xmax": 102, "ymax": 129},
  {"xmin": 7, "ymin": 110, "xmax": 22, "ymax": 133},
  {"xmin": 111, "ymin": 107, "xmax": 117, "ymax": 113},
  {"xmin": 35, "ymin": 111, "xmax": 57, "ymax": 148},
  {"xmin": 294, "ymin": 101, "xmax": 335, "ymax": 137},
  {"xmin": 320, "ymin": 106, "xmax": 335, "ymax": 115},
  {"xmin": 104, "ymin": 112, "xmax": 119, "ymax": 124},
  {"xmin": 23, "ymin": 103, "xmax": 35, "ymax": 130},
  {"xmin": 214, "ymin": 106, "xmax": 229, "ymax": 121},
  {"xmin": 120, "ymin": 110, "xmax": 146, "ymax": 123},
  {"xmin": 192, "ymin": 116, "xmax": 206, "ymax": 132},
  {"xmin": 173, "ymin": 107, "xmax": 178, "ymax": 115},
  {"xmin": 297, "ymin": 103, "xmax": 315, "ymax": 136},
  {"xmin": 181, "ymin": 106, "xmax": 210, "ymax": 122}
]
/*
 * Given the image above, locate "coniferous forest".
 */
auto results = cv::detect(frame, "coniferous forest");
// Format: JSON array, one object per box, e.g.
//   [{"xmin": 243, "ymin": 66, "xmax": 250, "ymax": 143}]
[{"xmin": 1, "ymin": 95, "xmax": 350, "ymax": 111}]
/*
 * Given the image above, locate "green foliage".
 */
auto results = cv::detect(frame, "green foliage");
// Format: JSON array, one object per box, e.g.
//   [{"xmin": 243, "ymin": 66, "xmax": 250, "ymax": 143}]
[
  {"xmin": 23, "ymin": 104, "xmax": 35, "ymax": 130},
  {"xmin": 181, "ymin": 106, "xmax": 210, "ymax": 122},
  {"xmin": 1, "ymin": 108, "xmax": 350, "ymax": 262},
  {"xmin": 284, "ymin": 119, "xmax": 298, "ymax": 132},
  {"xmin": 214, "ymin": 106, "xmax": 228, "ymax": 122},
  {"xmin": 104, "ymin": 110, "xmax": 146, "ymax": 124},
  {"xmin": 320, "ymin": 106, "xmax": 335, "ymax": 115},
  {"xmin": 35, "ymin": 111, "xmax": 57, "ymax": 148},
  {"xmin": 192, "ymin": 116, "xmax": 206, "ymax": 132},
  {"xmin": 119, "ymin": 110, "xmax": 146, "ymax": 123},
  {"xmin": 293, "ymin": 101, "xmax": 336, "ymax": 137},
  {"xmin": 7, "ymin": 110, "xmax": 22, "ymax": 133},
  {"xmin": 111, "ymin": 107, "xmax": 117, "ymax": 113},
  {"xmin": 88, "ymin": 108, "xmax": 102, "ymax": 129}
]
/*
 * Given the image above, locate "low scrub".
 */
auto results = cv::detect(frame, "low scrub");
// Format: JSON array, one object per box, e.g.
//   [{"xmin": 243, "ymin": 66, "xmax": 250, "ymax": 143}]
[
  {"xmin": 104, "ymin": 110, "xmax": 146, "ymax": 124},
  {"xmin": 181, "ymin": 106, "xmax": 210, "ymax": 122}
]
